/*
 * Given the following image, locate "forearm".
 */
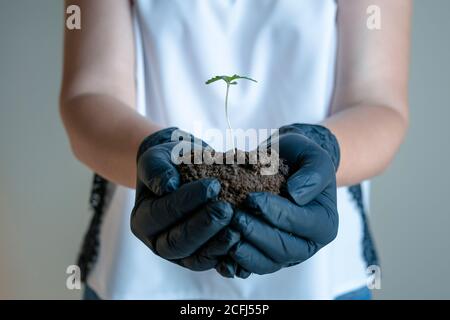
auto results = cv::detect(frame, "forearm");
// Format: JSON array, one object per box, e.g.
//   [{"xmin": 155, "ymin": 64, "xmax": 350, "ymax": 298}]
[
  {"xmin": 325, "ymin": 0, "xmax": 411, "ymax": 186},
  {"xmin": 60, "ymin": 94, "xmax": 162, "ymax": 188},
  {"xmin": 323, "ymin": 104, "xmax": 408, "ymax": 187}
]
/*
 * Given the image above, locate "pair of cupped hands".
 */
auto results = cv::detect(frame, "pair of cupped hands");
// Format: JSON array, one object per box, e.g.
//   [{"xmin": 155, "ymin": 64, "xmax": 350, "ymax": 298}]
[{"xmin": 131, "ymin": 124, "xmax": 340, "ymax": 278}]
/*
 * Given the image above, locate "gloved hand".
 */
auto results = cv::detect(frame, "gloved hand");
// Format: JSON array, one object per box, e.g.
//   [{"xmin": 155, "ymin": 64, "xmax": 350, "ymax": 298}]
[
  {"xmin": 130, "ymin": 127, "xmax": 240, "ymax": 273},
  {"xmin": 224, "ymin": 124, "xmax": 340, "ymax": 276}
]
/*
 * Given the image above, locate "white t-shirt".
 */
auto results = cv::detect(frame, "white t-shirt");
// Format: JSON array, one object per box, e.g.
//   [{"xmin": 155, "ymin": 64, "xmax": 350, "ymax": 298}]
[{"xmin": 87, "ymin": 0, "xmax": 369, "ymax": 299}]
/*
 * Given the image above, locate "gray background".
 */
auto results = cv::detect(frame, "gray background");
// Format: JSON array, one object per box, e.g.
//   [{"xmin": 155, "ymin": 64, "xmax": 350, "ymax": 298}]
[{"xmin": 0, "ymin": 0, "xmax": 449, "ymax": 299}]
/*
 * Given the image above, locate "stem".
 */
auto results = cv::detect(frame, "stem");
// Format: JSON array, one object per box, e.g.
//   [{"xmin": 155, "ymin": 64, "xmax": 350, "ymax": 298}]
[{"xmin": 224, "ymin": 83, "xmax": 235, "ymax": 153}]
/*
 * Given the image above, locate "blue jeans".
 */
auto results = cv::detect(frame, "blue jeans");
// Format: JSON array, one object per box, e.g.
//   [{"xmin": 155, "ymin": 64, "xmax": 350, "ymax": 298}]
[
  {"xmin": 335, "ymin": 286, "xmax": 372, "ymax": 300},
  {"xmin": 83, "ymin": 285, "xmax": 371, "ymax": 300},
  {"xmin": 83, "ymin": 285, "xmax": 101, "ymax": 300}
]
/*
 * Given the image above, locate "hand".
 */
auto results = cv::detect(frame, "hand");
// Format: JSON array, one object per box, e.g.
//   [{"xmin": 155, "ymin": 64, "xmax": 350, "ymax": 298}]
[
  {"xmin": 225, "ymin": 124, "xmax": 340, "ymax": 276},
  {"xmin": 131, "ymin": 128, "xmax": 240, "ymax": 273}
]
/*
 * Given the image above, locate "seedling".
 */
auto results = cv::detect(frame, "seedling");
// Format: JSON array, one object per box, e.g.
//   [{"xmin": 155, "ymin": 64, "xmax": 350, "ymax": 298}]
[{"xmin": 206, "ymin": 74, "xmax": 257, "ymax": 153}]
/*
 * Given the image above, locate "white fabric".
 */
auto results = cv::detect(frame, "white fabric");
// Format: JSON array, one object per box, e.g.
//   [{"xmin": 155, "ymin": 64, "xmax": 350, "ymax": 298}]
[{"xmin": 87, "ymin": 0, "xmax": 369, "ymax": 299}]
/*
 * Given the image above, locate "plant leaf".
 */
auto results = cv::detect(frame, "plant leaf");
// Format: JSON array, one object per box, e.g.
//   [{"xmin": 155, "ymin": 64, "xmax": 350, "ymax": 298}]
[
  {"xmin": 205, "ymin": 75, "xmax": 227, "ymax": 85},
  {"xmin": 205, "ymin": 74, "xmax": 257, "ymax": 85},
  {"xmin": 236, "ymin": 76, "xmax": 257, "ymax": 83}
]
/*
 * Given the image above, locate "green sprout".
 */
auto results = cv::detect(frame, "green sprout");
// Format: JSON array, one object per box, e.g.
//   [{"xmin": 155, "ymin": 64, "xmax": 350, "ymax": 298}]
[{"xmin": 205, "ymin": 74, "xmax": 257, "ymax": 152}]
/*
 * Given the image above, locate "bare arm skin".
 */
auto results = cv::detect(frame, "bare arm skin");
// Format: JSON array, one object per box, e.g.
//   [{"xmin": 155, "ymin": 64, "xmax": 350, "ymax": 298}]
[
  {"xmin": 324, "ymin": 0, "xmax": 411, "ymax": 186},
  {"xmin": 60, "ymin": 0, "xmax": 161, "ymax": 188}
]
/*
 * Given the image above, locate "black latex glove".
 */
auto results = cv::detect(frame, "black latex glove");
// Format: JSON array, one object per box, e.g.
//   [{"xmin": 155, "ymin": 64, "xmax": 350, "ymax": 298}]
[
  {"xmin": 130, "ymin": 128, "xmax": 240, "ymax": 273},
  {"xmin": 225, "ymin": 124, "xmax": 340, "ymax": 276}
]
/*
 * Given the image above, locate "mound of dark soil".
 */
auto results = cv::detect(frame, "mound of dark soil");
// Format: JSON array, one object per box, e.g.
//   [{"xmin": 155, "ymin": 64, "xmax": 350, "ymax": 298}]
[{"xmin": 178, "ymin": 150, "xmax": 290, "ymax": 207}]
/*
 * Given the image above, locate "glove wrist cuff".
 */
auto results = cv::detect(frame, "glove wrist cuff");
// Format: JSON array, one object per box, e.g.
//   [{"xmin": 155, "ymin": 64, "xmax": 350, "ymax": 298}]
[
  {"xmin": 281, "ymin": 123, "xmax": 341, "ymax": 170},
  {"xmin": 137, "ymin": 127, "xmax": 179, "ymax": 161}
]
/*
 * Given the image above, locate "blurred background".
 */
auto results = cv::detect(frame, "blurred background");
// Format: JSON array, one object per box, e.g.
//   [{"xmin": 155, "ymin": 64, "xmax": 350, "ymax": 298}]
[{"xmin": 0, "ymin": 0, "xmax": 449, "ymax": 299}]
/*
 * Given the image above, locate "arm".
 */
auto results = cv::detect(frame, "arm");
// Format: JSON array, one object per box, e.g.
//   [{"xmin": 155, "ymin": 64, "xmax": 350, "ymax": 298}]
[
  {"xmin": 59, "ymin": 0, "xmax": 161, "ymax": 188},
  {"xmin": 323, "ymin": 0, "xmax": 411, "ymax": 186}
]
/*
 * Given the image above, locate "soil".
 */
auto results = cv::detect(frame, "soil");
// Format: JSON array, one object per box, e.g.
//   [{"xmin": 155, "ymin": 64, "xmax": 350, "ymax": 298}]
[{"xmin": 178, "ymin": 150, "xmax": 291, "ymax": 207}]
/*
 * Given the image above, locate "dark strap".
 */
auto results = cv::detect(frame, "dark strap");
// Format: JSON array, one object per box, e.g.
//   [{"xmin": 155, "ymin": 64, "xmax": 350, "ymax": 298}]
[
  {"xmin": 348, "ymin": 184, "xmax": 379, "ymax": 267},
  {"xmin": 77, "ymin": 174, "xmax": 110, "ymax": 282}
]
